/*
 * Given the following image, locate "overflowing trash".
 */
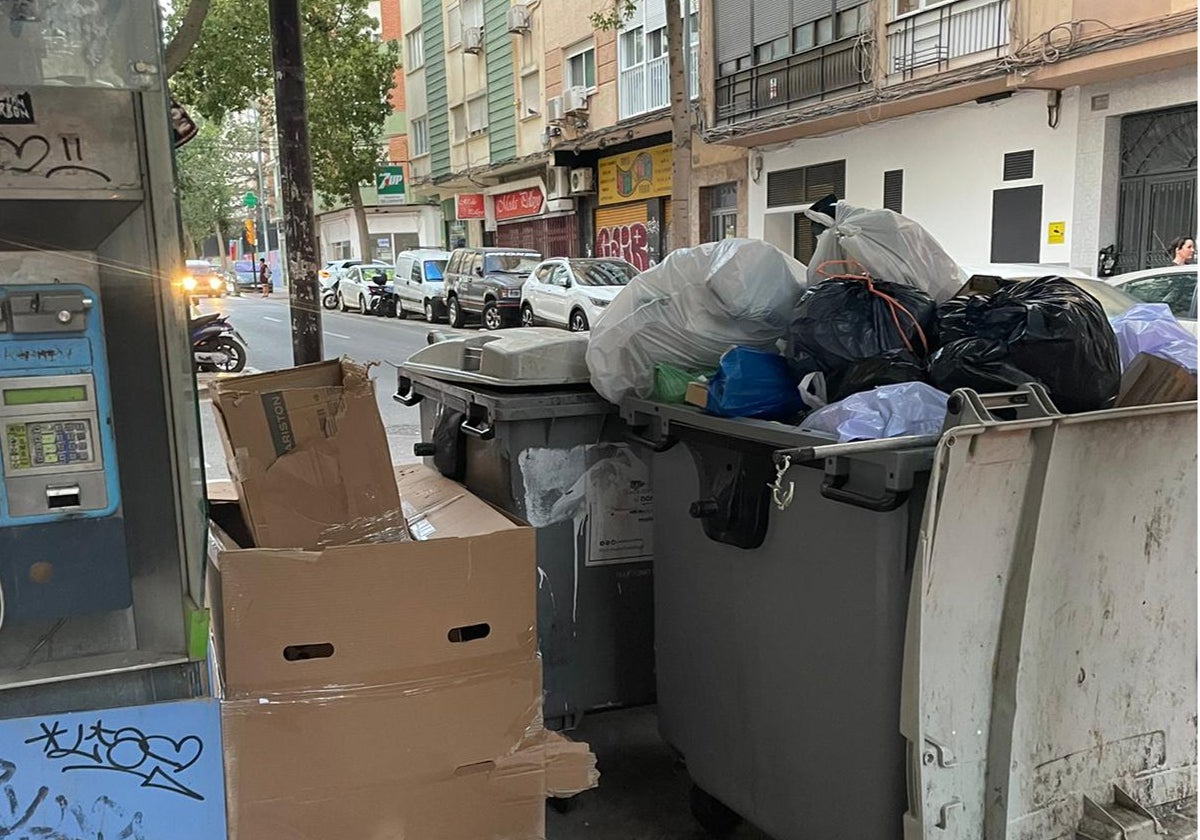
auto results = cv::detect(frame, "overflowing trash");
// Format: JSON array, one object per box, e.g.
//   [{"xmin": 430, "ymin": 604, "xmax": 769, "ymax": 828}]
[
  {"xmin": 1109, "ymin": 303, "xmax": 1198, "ymax": 372},
  {"xmin": 799, "ymin": 381, "xmax": 950, "ymax": 442},
  {"xmin": 706, "ymin": 347, "xmax": 805, "ymax": 420},
  {"xmin": 653, "ymin": 362, "xmax": 713, "ymax": 404},
  {"xmin": 586, "ymin": 238, "xmax": 806, "ymax": 404},
  {"xmin": 929, "ymin": 275, "xmax": 1122, "ymax": 413}
]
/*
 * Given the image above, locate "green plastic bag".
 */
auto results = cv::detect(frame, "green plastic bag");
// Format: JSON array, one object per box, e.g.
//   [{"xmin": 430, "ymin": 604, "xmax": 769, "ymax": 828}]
[{"xmin": 652, "ymin": 364, "xmax": 712, "ymax": 404}]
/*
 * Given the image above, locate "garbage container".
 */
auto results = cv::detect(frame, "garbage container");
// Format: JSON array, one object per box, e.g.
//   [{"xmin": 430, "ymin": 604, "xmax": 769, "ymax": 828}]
[
  {"xmin": 620, "ymin": 396, "xmax": 935, "ymax": 839},
  {"xmin": 396, "ymin": 334, "xmax": 656, "ymax": 731}
]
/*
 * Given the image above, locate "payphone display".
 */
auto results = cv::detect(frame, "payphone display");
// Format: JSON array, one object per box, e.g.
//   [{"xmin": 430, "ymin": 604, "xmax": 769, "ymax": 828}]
[{"xmin": 0, "ymin": 284, "xmax": 130, "ymax": 621}]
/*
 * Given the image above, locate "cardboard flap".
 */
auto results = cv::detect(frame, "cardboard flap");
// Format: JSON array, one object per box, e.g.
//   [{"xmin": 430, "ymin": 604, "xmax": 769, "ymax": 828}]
[{"xmin": 499, "ymin": 729, "xmax": 601, "ymax": 799}]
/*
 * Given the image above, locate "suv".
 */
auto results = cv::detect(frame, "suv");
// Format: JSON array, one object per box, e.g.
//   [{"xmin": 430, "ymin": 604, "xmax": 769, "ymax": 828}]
[{"xmin": 443, "ymin": 247, "xmax": 543, "ymax": 330}]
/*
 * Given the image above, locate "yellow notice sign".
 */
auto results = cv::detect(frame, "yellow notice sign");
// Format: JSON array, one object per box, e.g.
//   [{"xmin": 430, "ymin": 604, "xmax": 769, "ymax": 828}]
[{"xmin": 1047, "ymin": 221, "xmax": 1066, "ymax": 245}]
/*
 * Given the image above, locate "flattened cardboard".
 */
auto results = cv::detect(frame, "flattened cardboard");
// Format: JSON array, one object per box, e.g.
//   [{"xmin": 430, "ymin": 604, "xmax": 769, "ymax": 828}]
[
  {"xmin": 1116, "ymin": 352, "xmax": 1199, "ymax": 407},
  {"xmin": 209, "ymin": 359, "xmax": 401, "ymax": 549},
  {"xmin": 685, "ymin": 380, "xmax": 709, "ymax": 409},
  {"xmin": 207, "ymin": 467, "xmax": 598, "ymax": 839}
]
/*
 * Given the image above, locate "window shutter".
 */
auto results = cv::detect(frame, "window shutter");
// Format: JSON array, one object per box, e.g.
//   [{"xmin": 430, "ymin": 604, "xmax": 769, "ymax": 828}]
[
  {"xmin": 883, "ymin": 169, "xmax": 903, "ymax": 213},
  {"xmin": 1003, "ymin": 150, "xmax": 1035, "ymax": 181},
  {"xmin": 794, "ymin": 0, "xmax": 834, "ymax": 26},
  {"xmin": 716, "ymin": 0, "xmax": 752, "ymax": 63},
  {"xmin": 768, "ymin": 168, "xmax": 807, "ymax": 207},
  {"xmin": 644, "ymin": 0, "xmax": 667, "ymax": 33},
  {"xmin": 753, "ymin": 0, "xmax": 789, "ymax": 44}
]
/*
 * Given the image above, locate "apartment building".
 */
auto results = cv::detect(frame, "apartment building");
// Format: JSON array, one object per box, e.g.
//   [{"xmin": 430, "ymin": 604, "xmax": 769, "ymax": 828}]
[
  {"xmin": 401, "ymin": 0, "xmax": 747, "ymax": 262},
  {"xmin": 708, "ymin": 0, "xmax": 1197, "ymax": 275}
]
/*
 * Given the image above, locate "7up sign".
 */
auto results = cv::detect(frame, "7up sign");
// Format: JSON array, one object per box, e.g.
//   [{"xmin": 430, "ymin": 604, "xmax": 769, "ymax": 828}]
[{"xmin": 376, "ymin": 166, "xmax": 406, "ymax": 205}]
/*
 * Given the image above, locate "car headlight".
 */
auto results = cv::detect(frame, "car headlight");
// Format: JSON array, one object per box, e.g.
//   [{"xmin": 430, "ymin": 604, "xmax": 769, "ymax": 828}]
[
  {"xmin": 587, "ymin": 296, "xmax": 610, "ymax": 307},
  {"xmin": 208, "ymin": 277, "xmax": 223, "ymax": 290},
  {"xmin": 181, "ymin": 275, "xmax": 197, "ymax": 292},
  {"xmin": 505, "ymin": 288, "xmax": 523, "ymax": 298}
]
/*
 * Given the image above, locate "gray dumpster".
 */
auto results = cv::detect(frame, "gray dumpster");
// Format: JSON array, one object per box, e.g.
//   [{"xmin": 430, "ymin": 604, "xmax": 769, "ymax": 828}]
[{"xmin": 395, "ymin": 331, "xmax": 655, "ymax": 730}]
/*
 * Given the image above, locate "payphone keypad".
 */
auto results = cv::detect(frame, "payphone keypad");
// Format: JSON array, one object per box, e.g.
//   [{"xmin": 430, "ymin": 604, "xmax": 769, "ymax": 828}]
[{"xmin": 6, "ymin": 420, "xmax": 95, "ymax": 470}]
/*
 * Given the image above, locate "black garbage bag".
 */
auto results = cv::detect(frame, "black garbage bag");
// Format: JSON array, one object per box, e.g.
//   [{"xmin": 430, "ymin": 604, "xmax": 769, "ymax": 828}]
[
  {"xmin": 788, "ymin": 278, "xmax": 938, "ymax": 400},
  {"xmin": 928, "ymin": 275, "xmax": 1121, "ymax": 413}
]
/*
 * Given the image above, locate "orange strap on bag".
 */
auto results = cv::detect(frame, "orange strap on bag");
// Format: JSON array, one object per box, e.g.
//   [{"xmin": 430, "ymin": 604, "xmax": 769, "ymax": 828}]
[{"xmin": 813, "ymin": 260, "xmax": 930, "ymax": 357}]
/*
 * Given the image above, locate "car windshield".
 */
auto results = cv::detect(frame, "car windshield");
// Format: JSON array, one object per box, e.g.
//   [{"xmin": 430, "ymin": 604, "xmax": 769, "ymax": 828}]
[
  {"xmin": 484, "ymin": 253, "xmax": 541, "ymax": 274},
  {"xmin": 569, "ymin": 259, "xmax": 637, "ymax": 287},
  {"xmin": 364, "ymin": 267, "xmax": 395, "ymax": 283},
  {"xmin": 424, "ymin": 260, "xmax": 447, "ymax": 280},
  {"xmin": 187, "ymin": 262, "xmax": 216, "ymax": 276},
  {"xmin": 1064, "ymin": 277, "xmax": 1138, "ymax": 318}
]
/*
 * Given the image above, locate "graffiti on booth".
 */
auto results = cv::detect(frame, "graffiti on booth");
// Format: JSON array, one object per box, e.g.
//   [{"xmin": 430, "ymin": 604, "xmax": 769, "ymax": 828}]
[
  {"xmin": 0, "ymin": 757, "xmax": 148, "ymax": 840},
  {"xmin": 596, "ymin": 223, "xmax": 651, "ymax": 271}
]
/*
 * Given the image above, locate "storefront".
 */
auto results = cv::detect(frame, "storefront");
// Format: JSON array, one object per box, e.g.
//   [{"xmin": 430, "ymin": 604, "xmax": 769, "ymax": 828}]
[
  {"xmin": 492, "ymin": 185, "xmax": 580, "ymax": 257},
  {"xmin": 595, "ymin": 143, "xmax": 672, "ymax": 270}
]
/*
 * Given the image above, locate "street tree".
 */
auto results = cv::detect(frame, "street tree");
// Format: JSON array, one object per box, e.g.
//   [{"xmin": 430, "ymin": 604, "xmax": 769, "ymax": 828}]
[
  {"xmin": 175, "ymin": 116, "xmax": 256, "ymax": 261},
  {"xmin": 592, "ymin": 0, "xmax": 691, "ymax": 253},
  {"xmin": 166, "ymin": 0, "xmax": 398, "ymax": 260}
]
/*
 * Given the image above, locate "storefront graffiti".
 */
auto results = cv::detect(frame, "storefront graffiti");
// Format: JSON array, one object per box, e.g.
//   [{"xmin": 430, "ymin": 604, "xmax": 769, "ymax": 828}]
[{"xmin": 596, "ymin": 223, "xmax": 650, "ymax": 271}]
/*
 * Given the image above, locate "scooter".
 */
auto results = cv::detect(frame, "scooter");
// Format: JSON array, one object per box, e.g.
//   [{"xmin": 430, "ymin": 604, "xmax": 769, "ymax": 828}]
[
  {"xmin": 321, "ymin": 278, "xmax": 340, "ymax": 310},
  {"xmin": 192, "ymin": 312, "xmax": 249, "ymax": 373},
  {"xmin": 365, "ymin": 276, "xmax": 397, "ymax": 317}
]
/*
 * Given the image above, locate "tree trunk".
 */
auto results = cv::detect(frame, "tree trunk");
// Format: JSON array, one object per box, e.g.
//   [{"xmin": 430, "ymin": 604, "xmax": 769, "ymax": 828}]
[
  {"xmin": 665, "ymin": 0, "xmax": 691, "ymax": 252},
  {"xmin": 215, "ymin": 220, "xmax": 229, "ymax": 271},
  {"xmin": 164, "ymin": 0, "xmax": 214, "ymax": 78},
  {"xmin": 350, "ymin": 182, "xmax": 372, "ymax": 262}
]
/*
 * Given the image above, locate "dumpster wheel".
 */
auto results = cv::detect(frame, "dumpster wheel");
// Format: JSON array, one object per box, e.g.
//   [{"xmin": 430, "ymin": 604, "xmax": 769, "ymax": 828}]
[{"xmin": 690, "ymin": 784, "xmax": 742, "ymax": 836}]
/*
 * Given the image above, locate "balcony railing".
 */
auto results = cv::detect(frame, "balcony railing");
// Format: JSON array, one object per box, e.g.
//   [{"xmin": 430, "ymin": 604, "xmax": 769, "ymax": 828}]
[
  {"xmin": 714, "ymin": 37, "xmax": 868, "ymax": 125},
  {"xmin": 887, "ymin": 0, "xmax": 1009, "ymax": 80},
  {"xmin": 618, "ymin": 47, "xmax": 701, "ymax": 121}
]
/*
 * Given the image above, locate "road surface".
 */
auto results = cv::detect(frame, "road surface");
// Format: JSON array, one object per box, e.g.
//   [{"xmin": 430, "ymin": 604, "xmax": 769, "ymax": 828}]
[{"xmin": 195, "ymin": 294, "xmax": 476, "ymax": 480}]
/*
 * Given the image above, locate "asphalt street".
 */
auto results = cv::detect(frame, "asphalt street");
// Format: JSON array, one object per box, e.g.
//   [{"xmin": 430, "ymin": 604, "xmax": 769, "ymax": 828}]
[{"xmin": 195, "ymin": 293, "xmax": 475, "ymax": 480}]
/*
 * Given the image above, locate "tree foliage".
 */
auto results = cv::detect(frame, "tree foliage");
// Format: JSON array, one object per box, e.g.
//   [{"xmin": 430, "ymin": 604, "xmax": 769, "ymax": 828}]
[{"xmin": 175, "ymin": 116, "xmax": 255, "ymax": 256}]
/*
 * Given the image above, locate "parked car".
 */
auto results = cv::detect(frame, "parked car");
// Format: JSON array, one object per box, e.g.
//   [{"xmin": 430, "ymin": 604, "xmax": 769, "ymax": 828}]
[
  {"xmin": 320, "ymin": 259, "xmax": 365, "ymax": 283},
  {"xmin": 959, "ymin": 263, "xmax": 1144, "ymax": 320},
  {"xmin": 394, "ymin": 249, "xmax": 452, "ymax": 322},
  {"xmin": 1104, "ymin": 264, "xmax": 1197, "ymax": 334},
  {"xmin": 181, "ymin": 259, "xmax": 226, "ymax": 298},
  {"xmin": 520, "ymin": 257, "xmax": 638, "ymax": 332},
  {"xmin": 229, "ymin": 258, "xmax": 261, "ymax": 294},
  {"xmin": 443, "ymin": 247, "xmax": 542, "ymax": 330},
  {"xmin": 336, "ymin": 263, "xmax": 394, "ymax": 313}
]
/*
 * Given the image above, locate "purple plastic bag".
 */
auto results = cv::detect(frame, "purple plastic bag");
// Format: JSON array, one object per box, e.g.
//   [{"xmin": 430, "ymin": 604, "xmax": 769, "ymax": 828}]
[{"xmin": 1109, "ymin": 304, "xmax": 1197, "ymax": 372}]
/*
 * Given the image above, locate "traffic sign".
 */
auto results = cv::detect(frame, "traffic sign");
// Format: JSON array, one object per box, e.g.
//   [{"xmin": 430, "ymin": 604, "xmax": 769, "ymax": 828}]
[{"xmin": 242, "ymin": 192, "xmax": 258, "ymax": 209}]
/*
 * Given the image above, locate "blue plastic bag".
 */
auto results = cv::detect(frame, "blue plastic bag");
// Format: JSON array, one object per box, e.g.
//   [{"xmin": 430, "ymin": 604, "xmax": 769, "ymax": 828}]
[
  {"xmin": 799, "ymin": 382, "xmax": 950, "ymax": 442},
  {"xmin": 706, "ymin": 347, "xmax": 804, "ymax": 420},
  {"xmin": 1109, "ymin": 303, "xmax": 1198, "ymax": 372}
]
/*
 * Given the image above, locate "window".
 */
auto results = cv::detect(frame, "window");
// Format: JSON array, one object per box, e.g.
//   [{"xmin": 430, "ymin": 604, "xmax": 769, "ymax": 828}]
[
  {"xmin": 793, "ymin": 23, "xmax": 815, "ymax": 51},
  {"xmin": 1121, "ymin": 272, "xmax": 1198, "ymax": 317},
  {"xmin": 451, "ymin": 104, "xmax": 467, "ymax": 141},
  {"xmin": 703, "ymin": 183, "xmax": 738, "ymax": 243},
  {"xmin": 424, "ymin": 260, "xmax": 447, "ymax": 281},
  {"xmin": 409, "ymin": 261, "xmax": 423, "ymax": 284},
  {"xmin": 896, "ymin": 0, "xmax": 919, "ymax": 14},
  {"xmin": 411, "ymin": 116, "xmax": 429, "ymax": 156},
  {"xmin": 756, "ymin": 36, "xmax": 789, "ymax": 64},
  {"xmin": 647, "ymin": 27, "xmax": 667, "ymax": 59},
  {"xmin": 766, "ymin": 160, "xmax": 846, "ymax": 208},
  {"xmin": 619, "ymin": 27, "xmax": 644, "ymax": 69},
  {"xmin": 838, "ymin": 6, "xmax": 867, "ymax": 39},
  {"xmin": 448, "ymin": 4, "xmax": 462, "ymax": 46},
  {"xmin": 467, "ymin": 95, "xmax": 488, "ymax": 135},
  {"xmin": 565, "ymin": 43, "xmax": 596, "ymax": 90},
  {"xmin": 405, "ymin": 28, "xmax": 424, "ymax": 69},
  {"xmin": 521, "ymin": 71, "xmax": 540, "ymax": 117},
  {"xmin": 816, "ymin": 16, "xmax": 834, "ymax": 44},
  {"xmin": 883, "ymin": 169, "xmax": 903, "ymax": 213},
  {"xmin": 462, "ymin": 0, "xmax": 483, "ymax": 30}
]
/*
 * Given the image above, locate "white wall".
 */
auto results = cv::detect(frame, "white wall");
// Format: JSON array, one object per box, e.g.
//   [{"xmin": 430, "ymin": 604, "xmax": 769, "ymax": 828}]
[
  {"xmin": 1072, "ymin": 66, "xmax": 1197, "ymax": 271},
  {"xmin": 317, "ymin": 206, "xmax": 443, "ymax": 259},
  {"xmin": 748, "ymin": 89, "xmax": 1082, "ymax": 267}
]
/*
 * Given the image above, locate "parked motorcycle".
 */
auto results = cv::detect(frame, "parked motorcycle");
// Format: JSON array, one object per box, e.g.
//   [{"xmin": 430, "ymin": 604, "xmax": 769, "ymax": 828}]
[
  {"xmin": 191, "ymin": 312, "xmax": 248, "ymax": 373},
  {"xmin": 365, "ymin": 276, "xmax": 397, "ymax": 317},
  {"xmin": 321, "ymin": 278, "xmax": 340, "ymax": 310}
]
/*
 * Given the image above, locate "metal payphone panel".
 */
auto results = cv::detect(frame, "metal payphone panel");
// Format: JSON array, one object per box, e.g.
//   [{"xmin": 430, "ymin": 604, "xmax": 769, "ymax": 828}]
[{"xmin": 0, "ymin": 284, "xmax": 130, "ymax": 622}]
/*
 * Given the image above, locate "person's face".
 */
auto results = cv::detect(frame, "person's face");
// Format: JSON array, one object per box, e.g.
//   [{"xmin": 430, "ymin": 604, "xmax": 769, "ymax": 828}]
[{"xmin": 1180, "ymin": 239, "xmax": 1195, "ymax": 262}]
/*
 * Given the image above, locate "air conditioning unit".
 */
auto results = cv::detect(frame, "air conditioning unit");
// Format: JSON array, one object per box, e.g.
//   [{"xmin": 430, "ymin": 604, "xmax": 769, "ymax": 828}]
[
  {"xmin": 547, "ymin": 166, "xmax": 570, "ymax": 199},
  {"xmin": 563, "ymin": 85, "xmax": 590, "ymax": 115},
  {"xmin": 463, "ymin": 26, "xmax": 485, "ymax": 54},
  {"xmin": 569, "ymin": 167, "xmax": 595, "ymax": 195},
  {"xmin": 506, "ymin": 4, "xmax": 531, "ymax": 34},
  {"xmin": 546, "ymin": 95, "xmax": 565, "ymax": 124}
]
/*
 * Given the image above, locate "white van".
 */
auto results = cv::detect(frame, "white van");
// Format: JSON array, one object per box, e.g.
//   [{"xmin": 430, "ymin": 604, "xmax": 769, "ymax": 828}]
[{"xmin": 394, "ymin": 249, "xmax": 452, "ymax": 322}]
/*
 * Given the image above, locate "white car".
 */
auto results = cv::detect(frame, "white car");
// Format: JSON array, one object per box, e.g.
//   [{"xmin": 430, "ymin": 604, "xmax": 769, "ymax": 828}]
[
  {"xmin": 394, "ymin": 249, "xmax": 452, "ymax": 322},
  {"xmin": 336, "ymin": 263, "xmax": 393, "ymax": 313},
  {"xmin": 1104, "ymin": 264, "xmax": 1197, "ymax": 335},
  {"xmin": 520, "ymin": 258, "xmax": 638, "ymax": 332},
  {"xmin": 959, "ymin": 263, "xmax": 1143, "ymax": 320}
]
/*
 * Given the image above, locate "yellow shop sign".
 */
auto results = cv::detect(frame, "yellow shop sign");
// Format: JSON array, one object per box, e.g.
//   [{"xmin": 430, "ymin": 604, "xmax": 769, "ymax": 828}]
[{"xmin": 598, "ymin": 143, "xmax": 672, "ymax": 206}]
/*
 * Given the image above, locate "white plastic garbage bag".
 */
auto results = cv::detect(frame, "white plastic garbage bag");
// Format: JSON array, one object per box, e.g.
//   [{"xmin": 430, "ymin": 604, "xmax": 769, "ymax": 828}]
[
  {"xmin": 799, "ymin": 381, "xmax": 950, "ymax": 442},
  {"xmin": 1108, "ymin": 303, "xmax": 1198, "ymax": 372},
  {"xmin": 586, "ymin": 238, "xmax": 806, "ymax": 404},
  {"xmin": 804, "ymin": 202, "xmax": 965, "ymax": 302}
]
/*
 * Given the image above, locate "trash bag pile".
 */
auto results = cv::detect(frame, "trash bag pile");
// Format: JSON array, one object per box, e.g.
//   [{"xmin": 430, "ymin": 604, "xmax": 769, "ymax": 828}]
[{"xmin": 584, "ymin": 205, "xmax": 1183, "ymax": 440}]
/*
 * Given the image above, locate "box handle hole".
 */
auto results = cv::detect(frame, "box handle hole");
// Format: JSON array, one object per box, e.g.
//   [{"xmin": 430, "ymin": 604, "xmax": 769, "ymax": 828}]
[
  {"xmin": 282, "ymin": 643, "xmax": 334, "ymax": 661},
  {"xmin": 448, "ymin": 623, "xmax": 490, "ymax": 643}
]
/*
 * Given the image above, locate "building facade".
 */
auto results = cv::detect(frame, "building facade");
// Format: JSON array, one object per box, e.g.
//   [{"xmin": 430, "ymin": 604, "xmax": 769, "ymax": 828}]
[{"xmin": 707, "ymin": 0, "xmax": 1197, "ymax": 275}]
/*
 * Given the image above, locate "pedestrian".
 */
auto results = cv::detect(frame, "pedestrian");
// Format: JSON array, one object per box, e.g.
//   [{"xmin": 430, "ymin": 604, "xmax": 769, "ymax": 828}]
[
  {"xmin": 258, "ymin": 258, "xmax": 271, "ymax": 298},
  {"xmin": 1167, "ymin": 236, "xmax": 1195, "ymax": 266}
]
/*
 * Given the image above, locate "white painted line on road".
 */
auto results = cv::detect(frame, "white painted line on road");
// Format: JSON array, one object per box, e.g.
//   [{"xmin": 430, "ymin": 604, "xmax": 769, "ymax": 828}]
[
  {"xmin": 263, "ymin": 316, "xmax": 282, "ymax": 323},
  {"xmin": 325, "ymin": 331, "xmax": 351, "ymax": 339}
]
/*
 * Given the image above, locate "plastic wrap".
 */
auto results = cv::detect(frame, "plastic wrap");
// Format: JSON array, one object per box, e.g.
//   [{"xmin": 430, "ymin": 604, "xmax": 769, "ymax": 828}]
[
  {"xmin": 653, "ymin": 363, "xmax": 712, "ymax": 404},
  {"xmin": 799, "ymin": 382, "xmax": 950, "ymax": 442},
  {"xmin": 929, "ymin": 276, "xmax": 1122, "ymax": 413},
  {"xmin": 1109, "ymin": 303, "xmax": 1198, "ymax": 372},
  {"xmin": 586, "ymin": 239, "xmax": 806, "ymax": 404},
  {"xmin": 704, "ymin": 347, "xmax": 803, "ymax": 420},
  {"xmin": 805, "ymin": 202, "xmax": 966, "ymax": 302}
]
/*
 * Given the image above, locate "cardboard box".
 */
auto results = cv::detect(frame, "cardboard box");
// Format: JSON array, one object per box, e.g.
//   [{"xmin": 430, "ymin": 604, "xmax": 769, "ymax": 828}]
[
  {"xmin": 1115, "ymin": 352, "xmax": 1199, "ymax": 407},
  {"xmin": 206, "ymin": 466, "xmax": 598, "ymax": 839},
  {"xmin": 685, "ymin": 380, "xmax": 708, "ymax": 409},
  {"xmin": 209, "ymin": 359, "xmax": 401, "ymax": 549}
]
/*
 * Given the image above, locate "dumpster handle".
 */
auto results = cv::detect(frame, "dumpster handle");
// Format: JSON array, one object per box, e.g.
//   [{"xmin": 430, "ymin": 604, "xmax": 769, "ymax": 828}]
[
  {"xmin": 626, "ymin": 428, "xmax": 677, "ymax": 453},
  {"xmin": 819, "ymin": 473, "xmax": 909, "ymax": 512},
  {"xmin": 394, "ymin": 377, "xmax": 422, "ymax": 406},
  {"xmin": 460, "ymin": 416, "xmax": 496, "ymax": 440}
]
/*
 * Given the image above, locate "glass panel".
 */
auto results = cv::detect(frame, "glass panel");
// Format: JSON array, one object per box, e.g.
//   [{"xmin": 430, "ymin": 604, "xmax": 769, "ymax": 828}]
[
  {"xmin": 0, "ymin": 0, "xmax": 162, "ymax": 89},
  {"xmin": 816, "ymin": 17, "xmax": 834, "ymax": 44},
  {"xmin": 794, "ymin": 23, "xmax": 816, "ymax": 52},
  {"xmin": 424, "ymin": 260, "xmax": 447, "ymax": 280},
  {"xmin": 647, "ymin": 27, "xmax": 667, "ymax": 60},
  {"xmin": 838, "ymin": 8, "xmax": 863, "ymax": 39},
  {"xmin": 896, "ymin": 0, "xmax": 920, "ymax": 14},
  {"xmin": 620, "ymin": 28, "xmax": 644, "ymax": 68}
]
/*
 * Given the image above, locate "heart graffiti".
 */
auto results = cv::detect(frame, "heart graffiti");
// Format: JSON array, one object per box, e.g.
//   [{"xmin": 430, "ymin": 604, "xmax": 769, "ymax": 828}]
[{"xmin": 0, "ymin": 135, "xmax": 50, "ymax": 174}]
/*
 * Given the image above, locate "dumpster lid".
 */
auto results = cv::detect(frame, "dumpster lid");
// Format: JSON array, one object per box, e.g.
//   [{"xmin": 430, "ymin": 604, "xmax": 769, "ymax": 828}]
[{"xmin": 400, "ymin": 328, "xmax": 591, "ymax": 388}]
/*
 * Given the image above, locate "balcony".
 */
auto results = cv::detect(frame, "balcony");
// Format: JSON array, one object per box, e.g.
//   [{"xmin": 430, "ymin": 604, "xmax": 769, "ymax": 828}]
[
  {"xmin": 714, "ymin": 38, "xmax": 869, "ymax": 125},
  {"xmin": 887, "ymin": 0, "xmax": 1009, "ymax": 80},
  {"xmin": 617, "ymin": 40, "xmax": 701, "ymax": 121}
]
